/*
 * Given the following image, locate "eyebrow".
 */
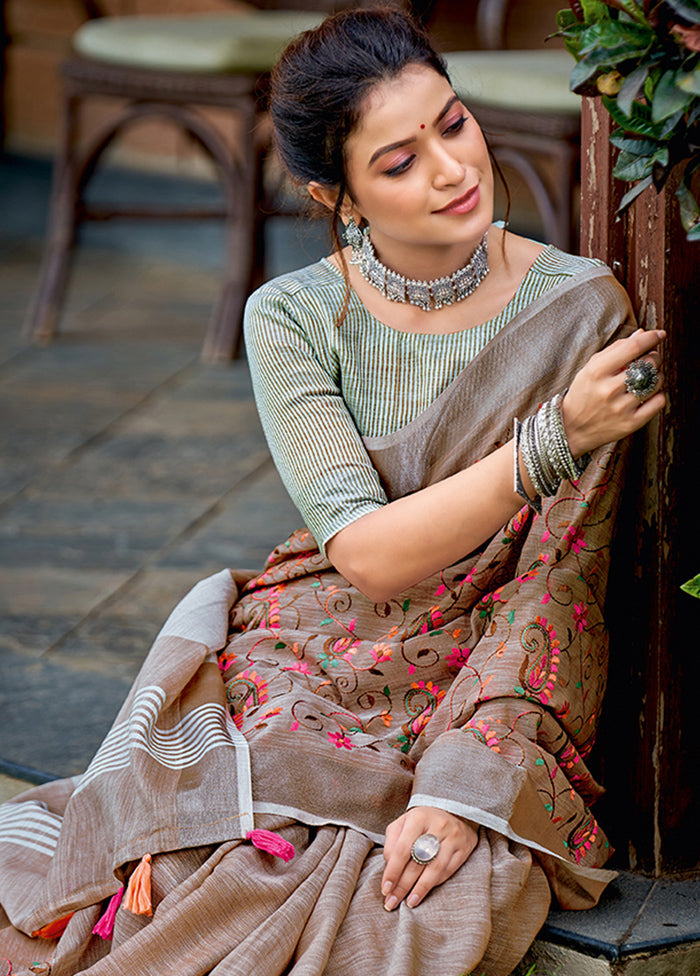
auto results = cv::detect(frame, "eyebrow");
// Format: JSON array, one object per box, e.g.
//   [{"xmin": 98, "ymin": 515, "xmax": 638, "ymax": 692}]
[{"xmin": 367, "ymin": 94, "xmax": 461, "ymax": 168}]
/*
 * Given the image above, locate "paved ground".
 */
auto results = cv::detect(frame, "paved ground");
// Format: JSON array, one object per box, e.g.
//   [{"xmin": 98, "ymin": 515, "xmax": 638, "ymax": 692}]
[{"xmin": 0, "ymin": 154, "xmax": 325, "ymax": 791}]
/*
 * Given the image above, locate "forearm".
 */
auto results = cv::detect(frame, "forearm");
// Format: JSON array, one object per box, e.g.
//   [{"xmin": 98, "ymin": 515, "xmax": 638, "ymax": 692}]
[{"xmin": 326, "ymin": 439, "xmax": 528, "ymax": 602}]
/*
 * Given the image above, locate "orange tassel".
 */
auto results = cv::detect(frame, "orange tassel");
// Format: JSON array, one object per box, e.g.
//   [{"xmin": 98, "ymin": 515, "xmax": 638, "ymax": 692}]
[
  {"xmin": 123, "ymin": 853, "xmax": 153, "ymax": 916},
  {"xmin": 32, "ymin": 912, "xmax": 74, "ymax": 939}
]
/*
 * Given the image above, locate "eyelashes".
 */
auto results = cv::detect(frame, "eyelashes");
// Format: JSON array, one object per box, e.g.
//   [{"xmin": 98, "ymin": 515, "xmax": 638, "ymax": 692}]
[{"xmin": 382, "ymin": 115, "xmax": 469, "ymax": 178}]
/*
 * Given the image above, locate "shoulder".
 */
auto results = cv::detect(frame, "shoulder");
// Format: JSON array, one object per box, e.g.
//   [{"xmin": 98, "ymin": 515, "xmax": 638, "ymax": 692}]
[
  {"xmin": 244, "ymin": 259, "xmax": 343, "ymax": 325},
  {"xmin": 534, "ymin": 245, "xmax": 608, "ymax": 278}
]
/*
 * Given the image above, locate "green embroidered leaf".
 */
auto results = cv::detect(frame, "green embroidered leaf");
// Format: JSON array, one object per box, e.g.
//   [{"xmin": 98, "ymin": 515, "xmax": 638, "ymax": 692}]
[
  {"xmin": 507, "ymin": 610, "xmax": 516, "ymax": 624},
  {"xmin": 274, "ymin": 642, "xmax": 286, "ymax": 649},
  {"xmin": 382, "ymin": 685, "xmax": 391, "ymax": 699},
  {"xmin": 320, "ymin": 618, "xmax": 333, "ymax": 625},
  {"xmin": 311, "ymin": 581, "xmax": 321, "ymax": 588},
  {"xmin": 535, "ymin": 757, "xmax": 546, "ymax": 766},
  {"xmin": 681, "ymin": 573, "xmax": 700, "ymax": 599},
  {"xmin": 514, "ymin": 685, "xmax": 526, "ymax": 695},
  {"xmin": 402, "ymin": 599, "xmax": 411, "ymax": 612}
]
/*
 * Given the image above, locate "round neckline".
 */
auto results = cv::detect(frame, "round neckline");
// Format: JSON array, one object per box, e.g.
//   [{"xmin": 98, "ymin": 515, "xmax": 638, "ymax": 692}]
[{"xmin": 319, "ymin": 244, "xmax": 554, "ymax": 338}]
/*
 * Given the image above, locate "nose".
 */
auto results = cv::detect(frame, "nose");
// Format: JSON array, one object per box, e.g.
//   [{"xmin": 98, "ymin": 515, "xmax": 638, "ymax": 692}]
[{"xmin": 430, "ymin": 140, "xmax": 466, "ymax": 188}]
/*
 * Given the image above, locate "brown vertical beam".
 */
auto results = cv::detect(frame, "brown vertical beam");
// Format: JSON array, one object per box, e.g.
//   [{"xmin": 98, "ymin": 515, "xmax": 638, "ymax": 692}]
[{"xmin": 581, "ymin": 97, "xmax": 700, "ymax": 876}]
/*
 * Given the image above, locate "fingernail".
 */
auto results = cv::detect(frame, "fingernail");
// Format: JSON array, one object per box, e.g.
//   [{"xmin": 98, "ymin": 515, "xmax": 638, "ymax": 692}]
[
  {"xmin": 381, "ymin": 882, "xmax": 393, "ymax": 896},
  {"xmin": 407, "ymin": 893, "xmax": 420, "ymax": 908},
  {"xmin": 384, "ymin": 895, "xmax": 398, "ymax": 911}
]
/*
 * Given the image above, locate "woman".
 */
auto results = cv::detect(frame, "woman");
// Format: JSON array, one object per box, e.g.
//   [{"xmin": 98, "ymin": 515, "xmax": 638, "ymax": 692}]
[{"xmin": 0, "ymin": 7, "xmax": 665, "ymax": 976}]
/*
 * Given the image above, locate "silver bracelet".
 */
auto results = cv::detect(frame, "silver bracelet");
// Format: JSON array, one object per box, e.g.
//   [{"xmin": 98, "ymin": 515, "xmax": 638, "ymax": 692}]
[{"xmin": 514, "ymin": 394, "xmax": 591, "ymax": 505}]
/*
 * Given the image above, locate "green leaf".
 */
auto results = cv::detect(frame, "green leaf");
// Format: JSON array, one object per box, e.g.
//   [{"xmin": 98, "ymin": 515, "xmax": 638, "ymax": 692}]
[
  {"xmin": 617, "ymin": 174, "xmax": 653, "ymax": 213},
  {"xmin": 677, "ymin": 67, "xmax": 700, "ymax": 97},
  {"xmin": 665, "ymin": 0, "xmax": 700, "ymax": 22},
  {"xmin": 581, "ymin": 0, "xmax": 612, "ymax": 21},
  {"xmin": 603, "ymin": 94, "xmax": 664, "ymax": 137},
  {"xmin": 617, "ymin": 63, "xmax": 650, "ymax": 115},
  {"xmin": 613, "ymin": 149, "xmax": 654, "ymax": 180},
  {"xmin": 578, "ymin": 19, "xmax": 652, "ymax": 60},
  {"xmin": 676, "ymin": 180, "xmax": 700, "ymax": 232},
  {"xmin": 556, "ymin": 8, "xmax": 580, "ymax": 30},
  {"xmin": 608, "ymin": 132, "xmax": 659, "ymax": 154},
  {"xmin": 681, "ymin": 573, "xmax": 700, "ymax": 599},
  {"xmin": 652, "ymin": 69, "xmax": 693, "ymax": 122}
]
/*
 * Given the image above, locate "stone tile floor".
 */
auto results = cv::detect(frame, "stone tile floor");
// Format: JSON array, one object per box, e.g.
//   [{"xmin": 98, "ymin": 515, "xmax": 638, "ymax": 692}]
[{"xmin": 0, "ymin": 153, "xmax": 324, "ymax": 788}]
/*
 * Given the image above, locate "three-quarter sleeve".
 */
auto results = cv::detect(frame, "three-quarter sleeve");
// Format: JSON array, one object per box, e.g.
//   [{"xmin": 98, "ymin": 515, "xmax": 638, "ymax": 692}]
[{"xmin": 244, "ymin": 279, "xmax": 388, "ymax": 553}]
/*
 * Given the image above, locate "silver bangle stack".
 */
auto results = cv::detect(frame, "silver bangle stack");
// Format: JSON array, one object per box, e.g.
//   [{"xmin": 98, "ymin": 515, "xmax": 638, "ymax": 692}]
[{"xmin": 514, "ymin": 393, "xmax": 591, "ymax": 514}]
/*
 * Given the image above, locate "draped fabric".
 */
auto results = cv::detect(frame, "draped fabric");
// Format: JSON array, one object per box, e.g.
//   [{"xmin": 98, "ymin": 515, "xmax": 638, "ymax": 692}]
[{"xmin": 0, "ymin": 265, "xmax": 634, "ymax": 976}]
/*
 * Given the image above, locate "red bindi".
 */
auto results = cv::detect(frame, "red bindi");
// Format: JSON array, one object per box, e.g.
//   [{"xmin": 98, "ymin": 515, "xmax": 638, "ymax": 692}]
[{"xmin": 420, "ymin": 123, "xmax": 425, "ymax": 129}]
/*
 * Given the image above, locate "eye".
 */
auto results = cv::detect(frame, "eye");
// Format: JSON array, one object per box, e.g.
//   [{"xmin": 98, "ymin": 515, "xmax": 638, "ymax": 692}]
[
  {"xmin": 384, "ymin": 155, "xmax": 416, "ymax": 177},
  {"xmin": 443, "ymin": 114, "xmax": 468, "ymax": 136}
]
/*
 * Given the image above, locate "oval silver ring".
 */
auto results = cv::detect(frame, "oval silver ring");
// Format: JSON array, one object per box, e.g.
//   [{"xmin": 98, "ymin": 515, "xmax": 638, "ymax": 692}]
[
  {"xmin": 625, "ymin": 359, "xmax": 658, "ymax": 400},
  {"xmin": 410, "ymin": 833, "xmax": 441, "ymax": 865}
]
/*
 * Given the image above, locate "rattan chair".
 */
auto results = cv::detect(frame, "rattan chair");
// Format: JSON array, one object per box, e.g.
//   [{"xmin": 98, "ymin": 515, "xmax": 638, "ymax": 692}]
[
  {"xmin": 23, "ymin": 5, "xmax": 345, "ymax": 363},
  {"xmin": 443, "ymin": 0, "xmax": 581, "ymax": 251}
]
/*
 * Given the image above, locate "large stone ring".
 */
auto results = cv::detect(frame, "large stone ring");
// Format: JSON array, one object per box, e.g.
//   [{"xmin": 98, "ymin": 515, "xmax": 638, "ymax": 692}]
[
  {"xmin": 625, "ymin": 359, "xmax": 658, "ymax": 400},
  {"xmin": 410, "ymin": 833, "xmax": 441, "ymax": 865}
]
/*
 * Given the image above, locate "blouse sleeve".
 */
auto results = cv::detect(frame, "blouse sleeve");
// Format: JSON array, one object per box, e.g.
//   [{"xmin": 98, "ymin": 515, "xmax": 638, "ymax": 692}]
[{"xmin": 243, "ymin": 279, "xmax": 388, "ymax": 554}]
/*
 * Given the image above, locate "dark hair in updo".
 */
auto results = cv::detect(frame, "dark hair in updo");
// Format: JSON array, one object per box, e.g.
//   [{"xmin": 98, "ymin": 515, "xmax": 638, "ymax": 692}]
[{"xmin": 271, "ymin": 5, "xmax": 449, "ymax": 229}]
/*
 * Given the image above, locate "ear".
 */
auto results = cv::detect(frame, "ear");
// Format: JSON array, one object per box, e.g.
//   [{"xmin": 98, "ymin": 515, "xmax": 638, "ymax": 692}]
[
  {"xmin": 307, "ymin": 182, "xmax": 361, "ymax": 224},
  {"xmin": 307, "ymin": 181, "xmax": 339, "ymax": 213}
]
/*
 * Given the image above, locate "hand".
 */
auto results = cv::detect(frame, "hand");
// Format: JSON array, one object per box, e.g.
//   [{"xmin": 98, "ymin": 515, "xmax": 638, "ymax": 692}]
[
  {"xmin": 561, "ymin": 328, "xmax": 666, "ymax": 459},
  {"xmin": 381, "ymin": 806, "xmax": 478, "ymax": 911}
]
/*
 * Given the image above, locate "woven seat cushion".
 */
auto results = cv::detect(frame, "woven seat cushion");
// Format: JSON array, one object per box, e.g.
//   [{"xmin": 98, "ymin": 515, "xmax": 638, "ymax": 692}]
[
  {"xmin": 73, "ymin": 11, "xmax": 325, "ymax": 74},
  {"xmin": 445, "ymin": 50, "xmax": 580, "ymax": 115}
]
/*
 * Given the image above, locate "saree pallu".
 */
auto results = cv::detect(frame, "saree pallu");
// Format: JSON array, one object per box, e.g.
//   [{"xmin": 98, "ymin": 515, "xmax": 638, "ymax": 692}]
[{"xmin": 0, "ymin": 265, "xmax": 634, "ymax": 976}]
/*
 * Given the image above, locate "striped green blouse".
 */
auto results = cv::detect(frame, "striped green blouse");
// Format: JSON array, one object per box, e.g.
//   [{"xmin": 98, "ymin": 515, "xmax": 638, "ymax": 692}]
[{"xmin": 244, "ymin": 245, "xmax": 605, "ymax": 552}]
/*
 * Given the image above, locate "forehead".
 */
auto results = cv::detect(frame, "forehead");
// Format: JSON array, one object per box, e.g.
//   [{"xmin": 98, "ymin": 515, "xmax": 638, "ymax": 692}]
[{"xmin": 347, "ymin": 64, "xmax": 456, "ymax": 156}]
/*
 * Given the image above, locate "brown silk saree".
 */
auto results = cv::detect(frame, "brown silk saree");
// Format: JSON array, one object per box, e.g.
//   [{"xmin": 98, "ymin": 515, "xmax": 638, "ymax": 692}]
[{"xmin": 0, "ymin": 266, "xmax": 635, "ymax": 976}]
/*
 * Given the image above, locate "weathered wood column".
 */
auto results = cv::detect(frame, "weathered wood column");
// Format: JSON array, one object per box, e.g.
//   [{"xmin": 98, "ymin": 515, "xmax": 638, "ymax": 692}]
[{"xmin": 581, "ymin": 97, "xmax": 700, "ymax": 876}]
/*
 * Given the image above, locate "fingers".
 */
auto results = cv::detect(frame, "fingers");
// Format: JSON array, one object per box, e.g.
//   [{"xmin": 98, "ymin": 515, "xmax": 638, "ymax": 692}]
[
  {"xmin": 381, "ymin": 808, "xmax": 478, "ymax": 911},
  {"xmin": 601, "ymin": 328, "xmax": 666, "ymax": 373}
]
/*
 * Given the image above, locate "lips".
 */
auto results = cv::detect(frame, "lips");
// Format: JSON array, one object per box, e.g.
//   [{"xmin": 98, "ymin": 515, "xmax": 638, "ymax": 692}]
[{"xmin": 433, "ymin": 185, "xmax": 480, "ymax": 215}]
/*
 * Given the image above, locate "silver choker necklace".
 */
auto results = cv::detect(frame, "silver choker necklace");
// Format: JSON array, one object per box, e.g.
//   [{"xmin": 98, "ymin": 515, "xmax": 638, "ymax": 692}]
[{"xmin": 344, "ymin": 218, "xmax": 489, "ymax": 312}]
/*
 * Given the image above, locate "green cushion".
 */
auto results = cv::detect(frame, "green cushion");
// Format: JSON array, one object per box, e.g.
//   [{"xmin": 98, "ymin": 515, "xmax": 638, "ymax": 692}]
[
  {"xmin": 73, "ymin": 11, "xmax": 325, "ymax": 74},
  {"xmin": 445, "ymin": 50, "xmax": 581, "ymax": 115}
]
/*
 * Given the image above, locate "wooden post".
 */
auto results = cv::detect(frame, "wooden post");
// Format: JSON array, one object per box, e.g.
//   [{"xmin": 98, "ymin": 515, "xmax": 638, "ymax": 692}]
[{"xmin": 581, "ymin": 98, "xmax": 700, "ymax": 876}]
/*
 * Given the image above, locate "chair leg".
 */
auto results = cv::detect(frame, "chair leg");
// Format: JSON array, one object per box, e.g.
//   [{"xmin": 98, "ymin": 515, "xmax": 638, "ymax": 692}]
[
  {"xmin": 201, "ymin": 105, "xmax": 258, "ymax": 364},
  {"xmin": 23, "ymin": 95, "xmax": 81, "ymax": 342}
]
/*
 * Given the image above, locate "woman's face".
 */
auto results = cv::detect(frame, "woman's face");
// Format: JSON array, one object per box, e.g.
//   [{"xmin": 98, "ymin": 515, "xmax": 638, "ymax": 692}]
[{"xmin": 343, "ymin": 64, "xmax": 494, "ymax": 271}]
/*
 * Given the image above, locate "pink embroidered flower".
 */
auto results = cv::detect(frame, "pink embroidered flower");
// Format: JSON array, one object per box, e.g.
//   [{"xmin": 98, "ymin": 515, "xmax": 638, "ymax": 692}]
[
  {"xmin": 284, "ymin": 660, "xmax": 312, "ymax": 674},
  {"xmin": 446, "ymin": 646, "xmax": 471, "ymax": 669},
  {"xmin": 563, "ymin": 525, "xmax": 586, "ymax": 554},
  {"xmin": 217, "ymin": 649, "xmax": 237, "ymax": 673},
  {"xmin": 371, "ymin": 642, "xmax": 393, "ymax": 663},
  {"xmin": 328, "ymin": 730, "xmax": 353, "ymax": 750},
  {"xmin": 573, "ymin": 603, "xmax": 588, "ymax": 633}
]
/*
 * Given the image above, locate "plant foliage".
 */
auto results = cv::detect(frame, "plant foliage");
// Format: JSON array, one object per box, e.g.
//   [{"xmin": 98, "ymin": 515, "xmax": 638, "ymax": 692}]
[{"xmin": 556, "ymin": 0, "xmax": 700, "ymax": 239}]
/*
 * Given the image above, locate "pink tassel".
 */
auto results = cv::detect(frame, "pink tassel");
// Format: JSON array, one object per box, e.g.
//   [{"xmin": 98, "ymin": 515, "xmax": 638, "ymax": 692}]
[
  {"xmin": 92, "ymin": 886, "xmax": 125, "ymax": 939},
  {"xmin": 246, "ymin": 829, "xmax": 295, "ymax": 862}
]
